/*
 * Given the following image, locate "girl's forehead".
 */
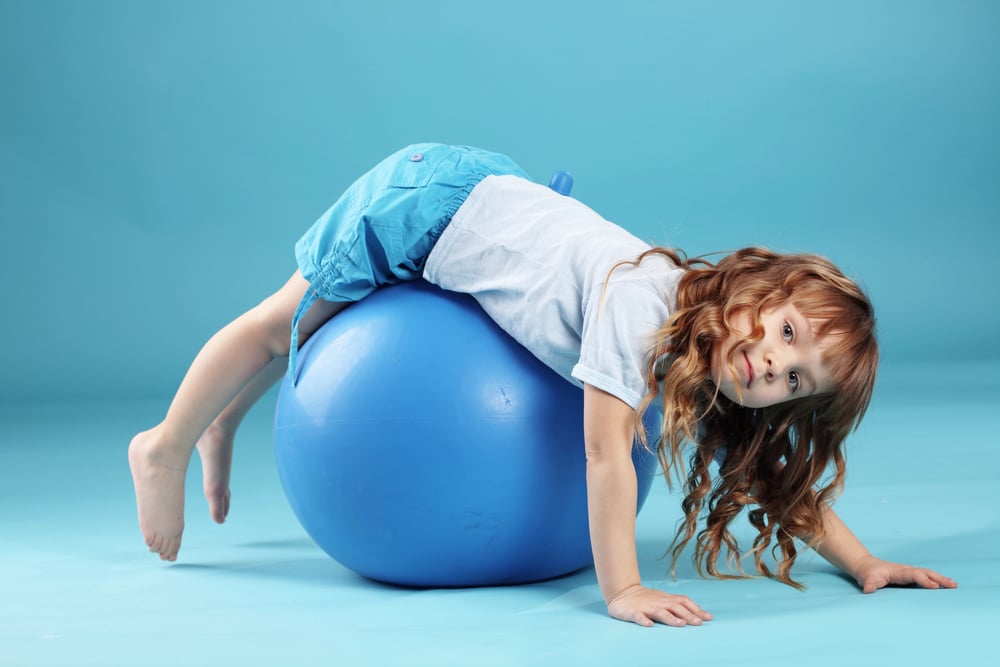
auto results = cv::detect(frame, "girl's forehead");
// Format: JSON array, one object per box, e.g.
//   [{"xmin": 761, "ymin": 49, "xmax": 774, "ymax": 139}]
[{"xmin": 762, "ymin": 300, "xmax": 807, "ymax": 320}]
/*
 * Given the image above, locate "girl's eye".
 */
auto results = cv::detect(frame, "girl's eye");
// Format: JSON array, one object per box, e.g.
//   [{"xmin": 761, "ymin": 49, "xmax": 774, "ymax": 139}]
[
  {"xmin": 782, "ymin": 322, "xmax": 794, "ymax": 342},
  {"xmin": 788, "ymin": 371, "xmax": 800, "ymax": 392}
]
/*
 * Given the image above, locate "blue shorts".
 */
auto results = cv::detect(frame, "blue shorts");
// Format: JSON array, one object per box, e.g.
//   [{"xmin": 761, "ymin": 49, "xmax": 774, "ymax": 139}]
[
  {"xmin": 295, "ymin": 143, "xmax": 529, "ymax": 302},
  {"xmin": 289, "ymin": 143, "xmax": 530, "ymax": 375}
]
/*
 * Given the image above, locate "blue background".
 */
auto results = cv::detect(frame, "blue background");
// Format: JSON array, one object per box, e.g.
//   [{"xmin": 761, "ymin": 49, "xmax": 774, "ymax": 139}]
[
  {"xmin": 1, "ymin": 0, "xmax": 997, "ymax": 401},
  {"xmin": 2, "ymin": 4, "xmax": 998, "ymax": 665}
]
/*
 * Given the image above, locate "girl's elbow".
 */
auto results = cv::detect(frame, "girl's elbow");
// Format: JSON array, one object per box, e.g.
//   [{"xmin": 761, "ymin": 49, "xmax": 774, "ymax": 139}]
[{"xmin": 584, "ymin": 440, "xmax": 633, "ymax": 466}]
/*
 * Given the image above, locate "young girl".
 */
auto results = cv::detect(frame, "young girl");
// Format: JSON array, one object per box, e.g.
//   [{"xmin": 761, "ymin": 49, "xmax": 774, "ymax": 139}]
[{"xmin": 128, "ymin": 143, "xmax": 956, "ymax": 628}]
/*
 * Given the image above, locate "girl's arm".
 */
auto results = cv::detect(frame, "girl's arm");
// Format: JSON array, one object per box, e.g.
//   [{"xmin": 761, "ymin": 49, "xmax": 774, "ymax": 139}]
[
  {"xmin": 583, "ymin": 384, "xmax": 713, "ymax": 627},
  {"xmin": 810, "ymin": 504, "xmax": 957, "ymax": 592}
]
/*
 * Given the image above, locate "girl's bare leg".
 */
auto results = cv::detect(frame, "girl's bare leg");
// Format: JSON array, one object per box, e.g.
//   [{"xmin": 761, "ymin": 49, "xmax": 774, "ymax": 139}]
[
  {"xmin": 195, "ymin": 357, "xmax": 286, "ymax": 524},
  {"xmin": 128, "ymin": 271, "xmax": 346, "ymax": 561}
]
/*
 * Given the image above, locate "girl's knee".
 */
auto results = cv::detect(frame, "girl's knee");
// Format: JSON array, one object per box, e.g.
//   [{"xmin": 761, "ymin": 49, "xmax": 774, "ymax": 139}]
[
  {"xmin": 247, "ymin": 273, "xmax": 345, "ymax": 360},
  {"xmin": 244, "ymin": 299, "xmax": 296, "ymax": 359},
  {"xmin": 247, "ymin": 273, "xmax": 316, "ymax": 358},
  {"xmin": 295, "ymin": 300, "xmax": 348, "ymax": 348}
]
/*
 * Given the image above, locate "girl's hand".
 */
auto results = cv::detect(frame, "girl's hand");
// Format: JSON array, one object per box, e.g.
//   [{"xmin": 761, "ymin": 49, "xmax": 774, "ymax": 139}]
[
  {"xmin": 852, "ymin": 555, "xmax": 958, "ymax": 593},
  {"xmin": 606, "ymin": 584, "xmax": 713, "ymax": 628}
]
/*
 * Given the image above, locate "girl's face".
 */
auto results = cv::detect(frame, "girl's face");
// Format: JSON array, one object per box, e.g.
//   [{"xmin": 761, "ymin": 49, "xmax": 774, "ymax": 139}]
[{"xmin": 710, "ymin": 301, "xmax": 835, "ymax": 408}]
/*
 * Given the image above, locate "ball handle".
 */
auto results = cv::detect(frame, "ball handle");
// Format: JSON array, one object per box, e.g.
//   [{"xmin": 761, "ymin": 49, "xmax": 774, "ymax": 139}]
[{"xmin": 547, "ymin": 170, "xmax": 574, "ymax": 196}]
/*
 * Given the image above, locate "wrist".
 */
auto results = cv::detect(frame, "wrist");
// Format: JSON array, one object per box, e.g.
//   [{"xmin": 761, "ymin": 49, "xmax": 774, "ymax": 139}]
[
  {"xmin": 822, "ymin": 546, "xmax": 875, "ymax": 580},
  {"xmin": 605, "ymin": 582, "xmax": 644, "ymax": 607},
  {"xmin": 847, "ymin": 552, "xmax": 879, "ymax": 578}
]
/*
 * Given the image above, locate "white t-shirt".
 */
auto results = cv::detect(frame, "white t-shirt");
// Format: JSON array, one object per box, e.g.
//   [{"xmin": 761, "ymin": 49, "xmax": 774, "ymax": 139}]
[{"xmin": 424, "ymin": 175, "xmax": 684, "ymax": 410}]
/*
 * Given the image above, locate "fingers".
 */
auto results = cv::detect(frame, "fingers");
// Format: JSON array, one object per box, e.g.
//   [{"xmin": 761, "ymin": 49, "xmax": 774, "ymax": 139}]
[
  {"xmin": 861, "ymin": 566, "xmax": 958, "ymax": 593},
  {"xmin": 859, "ymin": 567, "xmax": 888, "ymax": 593},
  {"xmin": 630, "ymin": 609, "xmax": 692, "ymax": 629},
  {"xmin": 632, "ymin": 614, "xmax": 655, "ymax": 628},
  {"xmin": 610, "ymin": 589, "xmax": 713, "ymax": 629},
  {"xmin": 911, "ymin": 570, "xmax": 939, "ymax": 589},
  {"xmin": 862, "ymin": 576, "xmax": 883, "ymax": 594},
  {"xmin": 647, "ymin": 602, "xmax": 709, "ymax": 628},
  {"xmin": 671, "ymin": 596, "xmax": 713, "ymax": 624},
  {"xmin": 910, "ymin": 568, "xmax": 958, "ymax": 590},
  {"xmin": 930, "ymin": 572, "xmax": 959, "ymax": 589}
]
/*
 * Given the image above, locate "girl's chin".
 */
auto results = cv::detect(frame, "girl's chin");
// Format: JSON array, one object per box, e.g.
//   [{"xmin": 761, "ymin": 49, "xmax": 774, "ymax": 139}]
[{"xmin": 712, "ymin": 382, "xmax": 742, "ymax": 405}]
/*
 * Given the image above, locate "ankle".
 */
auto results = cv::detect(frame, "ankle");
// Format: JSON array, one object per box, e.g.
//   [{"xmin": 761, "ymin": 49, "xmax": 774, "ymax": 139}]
[
  {"xmin": 134, "ymin": 426, "xmax": 194, "ymax": 468},
  {"xmin": 211, "ymin": 408, "xmax": 247, "ymax": 438}
]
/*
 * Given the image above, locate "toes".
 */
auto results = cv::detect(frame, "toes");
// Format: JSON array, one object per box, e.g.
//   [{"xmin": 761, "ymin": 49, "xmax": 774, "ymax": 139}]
[
  {"xmin": 159, "ymin": 536, "xmax": 181, "ymax": 562},
  {"xmin": 207, "ymin": 488, "xmax": 231, "ymax": 524},
  {"xmin": 146, "ymin": 533, "xmax": 182, "ymax": 561}
]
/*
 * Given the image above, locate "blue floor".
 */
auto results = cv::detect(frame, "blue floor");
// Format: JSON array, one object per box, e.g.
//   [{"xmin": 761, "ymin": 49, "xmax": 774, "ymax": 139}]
[{"xmin": 2, "ymin": 361, "xmax": 997, "ymax": 667}]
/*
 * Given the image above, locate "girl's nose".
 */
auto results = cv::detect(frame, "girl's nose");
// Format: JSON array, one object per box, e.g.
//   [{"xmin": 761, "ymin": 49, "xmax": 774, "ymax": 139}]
[{"xmin": 764, "ymin": 350, "xmax": 786, "ymax": 380}]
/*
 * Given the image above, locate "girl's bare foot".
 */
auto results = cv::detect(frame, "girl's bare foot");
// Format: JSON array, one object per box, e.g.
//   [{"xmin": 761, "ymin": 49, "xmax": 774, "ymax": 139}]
[
  {"xmin": 128, "ymin": 428, "xmax": 190, "ymax": 561},
  {"xmin": 195, "ymin": 421, "xmax": 234, "ymax": 524}
]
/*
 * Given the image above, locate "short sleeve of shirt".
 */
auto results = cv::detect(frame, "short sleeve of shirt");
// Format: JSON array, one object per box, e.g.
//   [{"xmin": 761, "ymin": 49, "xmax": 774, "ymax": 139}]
[{"xmin": 571, "ymin": 265, "xmax": 678, "ymax": 409}]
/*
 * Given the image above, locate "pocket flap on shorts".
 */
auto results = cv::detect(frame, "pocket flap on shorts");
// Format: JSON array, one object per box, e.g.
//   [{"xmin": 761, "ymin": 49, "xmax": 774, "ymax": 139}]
[{"xmin": 388, "ymin": 145, "xmax": 451, "ymax": 188}]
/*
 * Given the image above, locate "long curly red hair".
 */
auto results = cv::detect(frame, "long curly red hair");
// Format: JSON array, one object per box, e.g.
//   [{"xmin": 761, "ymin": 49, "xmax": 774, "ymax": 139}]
[{"xmin": 628, "ymin": 247, "xmax": 879, "ymax": 588}]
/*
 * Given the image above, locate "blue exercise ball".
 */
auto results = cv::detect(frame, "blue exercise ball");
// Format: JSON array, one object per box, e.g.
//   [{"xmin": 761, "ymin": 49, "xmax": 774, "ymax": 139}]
[{"xmin": 274, "ymin": 281, "xmax": 659, "ymax": 587}]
